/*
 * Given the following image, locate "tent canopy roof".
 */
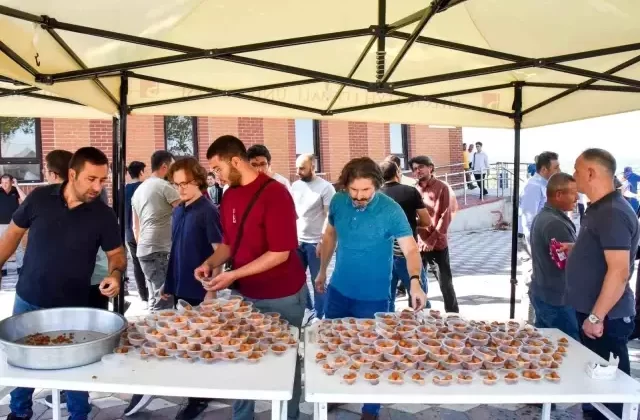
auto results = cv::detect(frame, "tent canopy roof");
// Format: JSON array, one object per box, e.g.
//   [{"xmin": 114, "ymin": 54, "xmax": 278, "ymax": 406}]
[{"xmin": 1, "ymin": 0, "xmax": 639, "ymax": 128}]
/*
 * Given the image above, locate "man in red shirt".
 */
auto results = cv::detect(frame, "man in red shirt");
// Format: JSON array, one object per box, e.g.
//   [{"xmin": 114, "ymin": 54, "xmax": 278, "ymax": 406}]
[
  {"xmin": 410, "ymin": 155, "xmax": 460, "ymax": 313},
  {"xmin": 195, "ymin": 135, "xmax": 306, "ymax": 420}
]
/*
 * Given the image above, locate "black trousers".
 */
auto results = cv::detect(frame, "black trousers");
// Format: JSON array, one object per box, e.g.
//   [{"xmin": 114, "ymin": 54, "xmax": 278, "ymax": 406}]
[
  {"xmin": 127, "ymin": 240, "xmax": 149, "ymax": 302},
  {"xmin": 473, "ymin": 173, "xmax": 488, "ymax": 195},
  {"xmin": 421, "ymin": 247, "xmax": 459, "ymax": 313}
]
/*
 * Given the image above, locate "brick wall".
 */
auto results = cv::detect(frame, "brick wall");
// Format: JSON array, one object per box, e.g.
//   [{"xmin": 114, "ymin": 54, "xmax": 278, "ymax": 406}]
[{"xmin": 20, "ymin": 116, "xmax": 464, "ymax": 194}]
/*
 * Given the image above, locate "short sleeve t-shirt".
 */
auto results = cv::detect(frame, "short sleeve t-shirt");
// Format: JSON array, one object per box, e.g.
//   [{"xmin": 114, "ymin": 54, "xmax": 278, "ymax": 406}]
[
  {"xmin": 220, "ymin": 172, "xmax": 305, "ymax": 299},
  {"xmin": 565, "ymin": 191, "xmax": 640, "ymax": 318},
  {"xmin": 0, "ymin": 186, "xmax": 20, "ymax": 224},
  {"xmin": 12, "ymin": 183, "xmax": 122, "ymax": 308},
  {"xmin": 328, "ymin": 192, "xmax": 413, "ymax": 301},
  {"xmin": 272, "ymin": 173, "xmax": 291, "ymax": 191},
  {"xmin": 291, "ymin": 177, "xmax": 336, "ymax": 243},
  {"xmin": 166, "ymin": 196, "xmax": 223, "ymax": 301},
  {"xmin": 381, "ymin": 182, "xmax": 426, "ymax": 256},
  {"xmin": 131, "ymin": 176, "xmax": 180, "ymax": 257}
]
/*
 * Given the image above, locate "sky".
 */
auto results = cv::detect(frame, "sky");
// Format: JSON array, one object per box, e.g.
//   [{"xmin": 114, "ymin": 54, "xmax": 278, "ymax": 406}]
[{"xmin": 462, "ymin": 110, "xmax": 640, "ymax": 172}]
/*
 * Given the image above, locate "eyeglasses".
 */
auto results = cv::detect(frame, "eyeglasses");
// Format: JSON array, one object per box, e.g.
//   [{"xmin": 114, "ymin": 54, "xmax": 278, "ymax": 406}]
[{"xmin": 173, "ymin": 181, "xmax": 197, "ymax": 189}]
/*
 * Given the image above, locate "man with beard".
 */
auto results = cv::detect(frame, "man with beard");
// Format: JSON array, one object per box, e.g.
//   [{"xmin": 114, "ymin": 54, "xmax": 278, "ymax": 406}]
[
  {"xmin": 195, "ymin": 135, "xmax": 306, "ymax": 420},
  {"xmin": 410, "ymin": 155, "xmax": 459, "ymax": 313},
  {"xmin": 291, "ymin": 153, "xmax": 335, "ymax": 324},
  {"xmin": 315, "ymin": 157, "xmax": 426, "ymax": 420},
  {"xmin": 0, "ymin": 147, "xmax": 125, "ymax": 420}
]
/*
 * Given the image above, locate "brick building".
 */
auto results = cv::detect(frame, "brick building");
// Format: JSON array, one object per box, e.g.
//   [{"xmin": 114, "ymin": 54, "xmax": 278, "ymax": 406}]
[{"xmin": 2, "ymin": 115, "xmax": 464, "ymax": 194}]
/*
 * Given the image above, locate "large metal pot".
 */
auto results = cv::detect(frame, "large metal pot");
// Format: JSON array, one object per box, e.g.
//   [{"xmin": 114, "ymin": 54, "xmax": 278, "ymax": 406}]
[{"xmin": 0, "ymin": 307, "xmax": 127, "ymax": 370}]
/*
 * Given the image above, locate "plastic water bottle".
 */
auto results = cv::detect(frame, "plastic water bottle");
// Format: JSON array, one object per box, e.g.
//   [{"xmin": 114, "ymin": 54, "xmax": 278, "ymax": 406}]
[{"xmin": 549, "ymin": 238, "xmax": 567, "ymax": 269}]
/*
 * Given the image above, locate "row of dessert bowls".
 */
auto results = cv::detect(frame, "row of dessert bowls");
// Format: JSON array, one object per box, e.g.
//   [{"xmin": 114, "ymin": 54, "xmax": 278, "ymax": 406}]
[{"xmin": 326, "ymin": 367, "xmax": 560, "ymax": 386}]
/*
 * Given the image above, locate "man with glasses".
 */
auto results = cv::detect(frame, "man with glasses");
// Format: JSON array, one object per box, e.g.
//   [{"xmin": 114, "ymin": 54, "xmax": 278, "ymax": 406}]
[{"xmin": 246, "ymin": 144, "xmax": 291, "ymax": 191}]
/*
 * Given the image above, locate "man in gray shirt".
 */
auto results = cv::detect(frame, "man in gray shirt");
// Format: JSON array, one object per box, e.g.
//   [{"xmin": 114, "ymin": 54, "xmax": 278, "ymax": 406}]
[
  {"xmin": 291, "ymin": 154, "xmax": 335, "ymax": 323},
  {"xmin": 131, "ymin": 151, "xmax": 180, "ymax": 311},
  {"xmin": 529, "ymin": 172, "xmax": 579, "ymax": 340},
  {"xmin": 564, "ymin": 149, "xmax": 639, "ymax": 420}
]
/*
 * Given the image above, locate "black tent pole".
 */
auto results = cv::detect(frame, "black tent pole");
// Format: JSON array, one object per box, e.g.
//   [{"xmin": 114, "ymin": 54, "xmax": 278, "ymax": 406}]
[
  {"xmin": 113, "ymin": 74, "xmax": 128, "ymax": 315},
  {"xmin": 509, "ymin": 82, "xmax": 523, "ymax": 319}
]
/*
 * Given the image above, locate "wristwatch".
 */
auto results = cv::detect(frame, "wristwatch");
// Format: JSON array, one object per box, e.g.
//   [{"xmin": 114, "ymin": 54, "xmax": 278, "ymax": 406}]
[
  {"xmin": 588, "ymin": 314, "xmax": 601, "ymax": 325},
  {"xmin": 409, "ymin": 275, "xmax": 420, "ymax": 282}
]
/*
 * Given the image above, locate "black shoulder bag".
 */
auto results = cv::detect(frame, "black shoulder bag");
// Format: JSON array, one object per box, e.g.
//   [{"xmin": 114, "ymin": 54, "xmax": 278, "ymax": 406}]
[{"xmin": 226, "ymin": 178, "xmax": 276, "ymax": 278}]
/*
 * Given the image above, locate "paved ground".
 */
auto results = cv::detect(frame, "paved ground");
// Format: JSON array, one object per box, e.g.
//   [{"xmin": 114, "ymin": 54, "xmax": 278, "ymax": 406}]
[{"xmin": 0, "ymin": 227, "xmax": 638, "ymax": 420}]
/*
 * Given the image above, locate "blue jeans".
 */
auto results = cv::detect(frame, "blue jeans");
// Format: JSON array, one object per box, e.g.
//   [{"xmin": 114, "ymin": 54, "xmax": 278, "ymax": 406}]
[
  {"xmin": 297, "ymin": 242, "xmax": 324, "ymax": 318},
  {"xmin": 576, "ymin": 312, "xmax": 634, "ymax": 420},
  {"xmin": 10, "ymin": 295, "xmax": 91, "ymax": 420},
  {"xmin": 530, "ymin": 295, "xmax": 580, "ymax": 341},
  {"xmin": 324, "ymin": 286, "xmax": 388, "ymax": 416},
  {"xmin": 388, "ymin": 255, "xmax": 429, "ymax": 312}
]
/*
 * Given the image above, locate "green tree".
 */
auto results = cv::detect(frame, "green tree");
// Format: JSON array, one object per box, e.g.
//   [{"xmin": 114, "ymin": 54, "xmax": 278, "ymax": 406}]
[
  {"xmin": 0, "ymin": 117, "xmax": 35, "ymax": 141},
  {"xmin": 165, "ymin": 116, "xmax": 194, "ymax": 156}
]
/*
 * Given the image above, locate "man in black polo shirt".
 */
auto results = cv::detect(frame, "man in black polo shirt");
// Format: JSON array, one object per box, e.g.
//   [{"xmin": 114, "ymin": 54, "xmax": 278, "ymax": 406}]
[
  {"xmin": 0, "ymin": 147, "xmax": 126, "ymax": 420},
  {"xmin": 564, "ymin": 148, "xmax": 639, "ymax": 420},
  {"xmin": 0, "ymin": 174, "xmax": 26, "ymax": 277},
  {"xmin": 379, "ymin": 161, "xmax": 432, "ymax": 311}
]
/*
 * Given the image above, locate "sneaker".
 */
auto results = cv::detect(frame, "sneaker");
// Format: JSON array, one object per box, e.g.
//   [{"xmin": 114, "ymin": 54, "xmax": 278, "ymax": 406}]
[
  {"xmin": 44, "ymin": 392, "xmax": 67, "ymax": 409},
  {"xmin": 176, "ymin": 400, "xmax": 209, "ymax": 420},
  {"xmin": 302, "ymin": 309, "xmax": 316, "ymax": 327},
  {"xmin": 124, "ymin": 395, "xmax": 153, "ymax": 416},
  {"xmin": 140, "ymin": 301, "xmax": 149, "ymax": 310}
]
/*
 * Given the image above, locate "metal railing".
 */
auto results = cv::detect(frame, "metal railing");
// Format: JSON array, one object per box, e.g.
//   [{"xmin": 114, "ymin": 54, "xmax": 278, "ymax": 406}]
[{"xmin": 430, "ymin": 162, "xmax": 532, "ymax": 206}]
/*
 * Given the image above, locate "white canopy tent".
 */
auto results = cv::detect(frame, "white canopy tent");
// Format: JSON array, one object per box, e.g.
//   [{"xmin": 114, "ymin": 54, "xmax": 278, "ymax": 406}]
[{"xmin": 1, "ymin": 0, "xmax": 639, "ymax": 315}]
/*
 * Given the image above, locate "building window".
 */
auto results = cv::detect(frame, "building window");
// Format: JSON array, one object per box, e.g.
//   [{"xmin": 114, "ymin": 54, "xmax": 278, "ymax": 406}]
[
  {"xmin": 0, "ymin": 117, "xmax": 42, "ymax": 182},
  {"xmin": 294, "ymin": 119, "xmax": 321, "ymax": 171},
  {"xmin": 164, "ymin": 116, "xmax": 198, "ymax": 158},
  {"xmin": 389, "ymin": 123, "xmax": 409, "ymax": 170}
]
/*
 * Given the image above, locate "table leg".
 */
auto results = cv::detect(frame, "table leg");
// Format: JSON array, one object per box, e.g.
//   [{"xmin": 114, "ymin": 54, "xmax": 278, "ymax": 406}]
[
  {"xmin": 318, "ymin": 403, "xmax": 328, "ymax": 420},
  {"xmin": 51, "ymin": 389, "xmax": 61, "ymax": 420},
  {"xmin": 622, "ymin": 403, "xmax": 639, "ymax": 420},
  {"xmin": 280, "ymin": 400, "xmax": 288, "ymax": 420},
  {"xmin": 271, "ymin": 400, "xmax": 281, "ymax": 420},
  {"xmin": 540, "ymin": 403, "xmax": 551, "ymax": 420},
  {"xmin": 313, "ymin": 403, "xmax": 319, "ymax": 420}
]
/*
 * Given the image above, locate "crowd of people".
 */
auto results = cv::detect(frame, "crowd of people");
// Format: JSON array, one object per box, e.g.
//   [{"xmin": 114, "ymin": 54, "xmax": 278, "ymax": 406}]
[
  {"xmin": 519, "ymin": 148, "xmax": 639, "ymax": 420},
  {"xmin": 0, "ymin": 136, "xmax": 638, "ymax": 420}
]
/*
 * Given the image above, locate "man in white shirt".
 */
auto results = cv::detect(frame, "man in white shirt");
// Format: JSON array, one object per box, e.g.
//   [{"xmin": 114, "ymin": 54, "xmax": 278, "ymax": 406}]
[
  {"xmin": 518, "ymin": 151, "xmax": 560, "ymax": 256},
  {"xmin": 471, "ymin": 141, "xmax": 490, "ymax": 197},
  {"xmin": 131, "ymin": 151, "xmax": 181, "ymax": 312},
  {"xmin": 292, "ymin": 154, "xmax": 335, "ymax": 324},
  {"xmin": 247, "ymin": 144, "xmax": 291, "ymax": 190}
]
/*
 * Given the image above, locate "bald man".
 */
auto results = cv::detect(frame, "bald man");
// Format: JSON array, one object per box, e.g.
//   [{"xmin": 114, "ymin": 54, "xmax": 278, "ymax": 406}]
[
  {"xmin": 564, "ymin": 148, "xmax": 639, "ymax": 420},
  {"xmin": 291, "ymin": 154, "xmax": 335, "ymax": 324},
  {"xmin": 529, "ymin": 172, "xmax": 579, "ymax": 340}
]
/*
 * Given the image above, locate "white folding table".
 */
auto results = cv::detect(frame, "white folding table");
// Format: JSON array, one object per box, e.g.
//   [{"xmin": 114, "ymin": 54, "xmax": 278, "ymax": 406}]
[
  {"xmin": 0, "ymin": 350, "xmax": 297, "ymax": 420},
  {"xmin": 304, "ymin": 326, "xmax": 640, "ymax": 420}
]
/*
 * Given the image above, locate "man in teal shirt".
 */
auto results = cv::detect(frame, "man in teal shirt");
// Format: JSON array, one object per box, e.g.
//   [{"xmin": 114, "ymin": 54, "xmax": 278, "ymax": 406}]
[{"xmin": 315, "ymin": 157, "xmax": 426, "ymax": 420}]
